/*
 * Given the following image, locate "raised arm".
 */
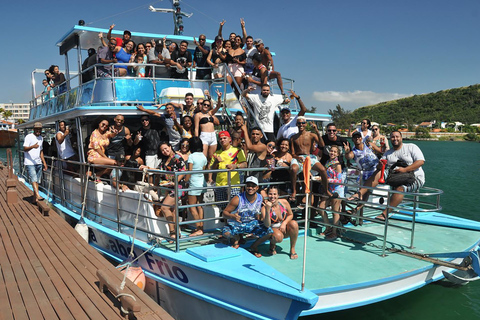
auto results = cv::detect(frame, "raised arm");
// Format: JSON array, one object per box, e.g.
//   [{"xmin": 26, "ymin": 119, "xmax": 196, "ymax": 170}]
[
  {"xmin": 106, "ymin": 24, "xmax": 115, "ymax": 41},
  {"xmin": 218, "ymin": 20, "xmax": 225, "ymax": 38},
  {"xmin": 310, "ymin": 122, "xmax": 325, "ymax": 148},
  {"xmin": 240, "ymin": 18, "xmax": 247, "ymax": 44},
  {"xmin": 136, "ymin": 105, "xmax": 161, "ymax": 118},
  {"xmin": 290, "ymin": 90, "xmax": 307, "ymax": 116},
  {"xmin": 209, "ymin": 90, "xmax": 223, "ymax": 115}
]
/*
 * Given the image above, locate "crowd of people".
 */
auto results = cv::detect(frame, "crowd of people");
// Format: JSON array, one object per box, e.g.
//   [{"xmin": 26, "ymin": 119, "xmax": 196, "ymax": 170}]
[{"xmin": 28, "ymin": 20, "xmax": 426, "ymax": 257}]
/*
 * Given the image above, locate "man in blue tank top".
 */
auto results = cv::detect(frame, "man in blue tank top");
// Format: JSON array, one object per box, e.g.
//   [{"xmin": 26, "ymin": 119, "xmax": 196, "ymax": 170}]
[{"xmin": 222, "ymin": 176, "xmax": 272, "ymax": 258}]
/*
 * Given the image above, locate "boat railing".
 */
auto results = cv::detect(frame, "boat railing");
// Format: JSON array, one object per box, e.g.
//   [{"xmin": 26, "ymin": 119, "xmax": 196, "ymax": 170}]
[{"xmin": 30, "ymin": 62, "xmax": 296, "ymax": 124}]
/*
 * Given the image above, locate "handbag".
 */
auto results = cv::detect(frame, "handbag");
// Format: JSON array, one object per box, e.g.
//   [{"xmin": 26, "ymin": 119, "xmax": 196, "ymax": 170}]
[{"xmin": 386, "ymin": 159, "xmax": 415, "ymax": 188}]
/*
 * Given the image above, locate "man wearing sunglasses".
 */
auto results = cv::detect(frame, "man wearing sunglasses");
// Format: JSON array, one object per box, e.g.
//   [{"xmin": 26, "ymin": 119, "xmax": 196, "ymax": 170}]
[
  {"xmin": 276, "ymin": 90, "xmax": 307, "ymax": 140},
  {"xmin": 319, "ymin": 123, "xmax": 351, "ymax": 169},
  {"xmin": 107, "ymin": 114, "xmax": 132, "ymax": 160},
  {"xmin": 193, "ymin": 34, "xmax": 211, "ymax": 80}
]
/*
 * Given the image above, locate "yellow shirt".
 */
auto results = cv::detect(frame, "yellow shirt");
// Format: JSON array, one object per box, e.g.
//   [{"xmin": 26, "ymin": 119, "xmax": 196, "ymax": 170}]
[{"xmin": 210, "ymin": 146, "xmax": 246, "ymax": 186}]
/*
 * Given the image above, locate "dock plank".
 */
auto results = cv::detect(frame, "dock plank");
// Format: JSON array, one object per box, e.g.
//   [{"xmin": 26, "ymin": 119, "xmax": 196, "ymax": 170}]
[{"xmin": 0, "ymin": 167, "xmax": 173, "ymax": 320}]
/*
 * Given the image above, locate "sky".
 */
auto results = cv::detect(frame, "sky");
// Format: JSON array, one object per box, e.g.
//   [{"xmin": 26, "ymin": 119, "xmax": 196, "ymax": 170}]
[{"xmin": 2, "ymin": 0, "xmax": 480, "ymax": 116}]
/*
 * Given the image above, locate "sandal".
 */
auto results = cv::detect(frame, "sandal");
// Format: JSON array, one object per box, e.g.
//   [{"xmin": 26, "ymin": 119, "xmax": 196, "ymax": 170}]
[
  {"xmin": 189, "ymin": 229, "xmax": 204, "ymax": 237},
  {"xmin": 248, "ymin": 249, "xmax": 262, "ymax": 258},
  {"xmin": 347, "ymin": 192, "xmax": 361, "ymax": 201},
  {"xmin": 290, "ymin": 252, "xmax": 299, "ymax": 260},
  {"xmin": 269, "ymin": 245, "xmax": 277, "ymax": 255},
  {"xmin": 321, "ymin": 226, "xmax": 334, "ymax": 236}
]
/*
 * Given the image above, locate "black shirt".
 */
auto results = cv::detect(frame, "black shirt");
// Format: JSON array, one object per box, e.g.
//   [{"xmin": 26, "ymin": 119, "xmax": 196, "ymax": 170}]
[{"xmin": 320, "ymin": 134, "xmax": 351, "ymax": 169}]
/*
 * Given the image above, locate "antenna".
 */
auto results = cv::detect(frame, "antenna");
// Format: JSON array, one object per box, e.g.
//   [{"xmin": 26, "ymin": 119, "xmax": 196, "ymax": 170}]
[{"xmin": 149, "ymin": 0, "xmax": 193, "ymax": 35}]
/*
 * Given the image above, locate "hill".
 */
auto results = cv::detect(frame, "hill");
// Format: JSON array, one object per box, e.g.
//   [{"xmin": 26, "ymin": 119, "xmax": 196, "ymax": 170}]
[{"xmin": 349, "ymin": 84, "xmax": 480, "ymax": 125}]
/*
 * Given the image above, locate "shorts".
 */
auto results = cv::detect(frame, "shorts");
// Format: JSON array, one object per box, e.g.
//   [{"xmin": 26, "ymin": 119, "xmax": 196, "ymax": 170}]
[
  {"xmin": 228, "ymin": 63, "xmax": 244, "ymax": 77},
  {"xmin": 145, "ymin": 155, "xmax": 159, "ymax": 170},
  {"xmin": 384, "ymin": 169, "xmax": 424, "ymax": 193},
  {"xmin": 222, "ymin": 219, "xmax": 272, "ymax": 237},
  {"xmin": 26, "ymin": 164, "xmax": 43, "ymax": 184},
  {"xmin": 291, "ymin": 155, "xmax": 319, "ymax": 174},
  {"xmin": 200, "ymin": 131, "xmax": 217, "ymax": 146},
  {"xmin": 213, "ymin": 64, "xmax": 226, "ymax": 77}
]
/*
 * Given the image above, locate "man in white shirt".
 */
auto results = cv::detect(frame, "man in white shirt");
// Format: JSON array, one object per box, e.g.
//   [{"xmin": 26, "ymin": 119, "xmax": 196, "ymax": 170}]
[
  {"xmin": 242, "ymin": 84, "xmax": 290, "ymax": 141},
  {"xmin": 276, "ymin": 90, "xmax": 307, "ymax": 140},
  {"xmin": 24, "ymin": 122, "xmax": 48, "ymax": 202}
]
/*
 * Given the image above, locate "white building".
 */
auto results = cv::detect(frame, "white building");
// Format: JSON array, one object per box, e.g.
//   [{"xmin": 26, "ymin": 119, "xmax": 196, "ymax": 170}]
[{"xmin": 0, "ymin": 103, "xmax": 30, "ymax": 122}]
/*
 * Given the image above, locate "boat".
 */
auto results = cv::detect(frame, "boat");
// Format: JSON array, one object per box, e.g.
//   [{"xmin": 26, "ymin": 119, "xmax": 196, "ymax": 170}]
[
  {"xmin": 16, "ymin": 22, "xmax": 480, "ymax": 320},
  {"xmin": 0, "ymin": 121, "xmax": 18, "ymax": 148}
]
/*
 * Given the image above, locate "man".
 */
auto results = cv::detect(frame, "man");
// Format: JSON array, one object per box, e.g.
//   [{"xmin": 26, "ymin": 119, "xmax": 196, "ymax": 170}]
[
  {"xmin": 207, "ymin": 131, "xmax": 247, "ymax": 210},
  {"xmin": 107, "ymin": 24, "xmax": 131, "ymax": 48},
  {"xmin": 170, "ymin": 40, "xmax": 192, "ymax": 79},
  {"xmin": 193, "ymin": 34, "xmax": 211, "ymax": 80},
  {"xmin": 97, "ymin": 37, "xmax": 117, "ymax": 77},
  {"xmin": 242, "ymin": 84, "xmax": 290, "ymax": 142},
  {"xmin": 24, "ymin": 122, "xmax": 48, "ymax": 203},
  {"xmin": 133, "ymin": 114, "xmax": 162, "ymax": 184},
  {"xmin": 254, "ymin": 39, "xmax": 285, "ymax": 97},
  {"xmin": 290, "ymin": 117, "xmax": 330, "ymax": 200},
  {"xmin": 276, "ymin": 90, "xmax": 307, "ymax": 140},
  {"xmin": 245, "ymin": 53, "xmax": 267, "ymax": 94},
  {"xmin": 55, "ymin": 121, "xmax": 78, "ymax": 171},
  {"xmin": 241, "ymin": 125, "xmax": 267, "ymax": 183},
  {"xmin": 81, "ymin": 48, "xmax": 96, "ymax": 83},
  {"xmin": 148, "ymin": 40, "xmax": 171, "ymax": 78},
  {"xmin": 319, "ymin": 123, "xmax": 351, "ymax": 169},
  {"xmin": 350, "ymin": 131, "xmax": 425, "ymax": 220},
  {"xmin": 345, "ymin": 131, "xmax": 380, "ymax": 183},
  {"xmin": 217, "ymin": 19, "xmax": 237, "ymax": 43},
  {"xmin": 240, "ymin": 19, "xmax": 257, "ymax": 75},
  {"xmin": 222, "ymin": 176, "xmax": 272, "ymax": 257},
  {"xmin": 158, "ymin": 92, "xmax": 194, "ymax": 117},
  {"xmin": 137, "ymin": 103, "xmax": 182, "ymax": 150},
  {"xmin": 107, "ymin": 114, "xmax": 133, "ymax": 159}
]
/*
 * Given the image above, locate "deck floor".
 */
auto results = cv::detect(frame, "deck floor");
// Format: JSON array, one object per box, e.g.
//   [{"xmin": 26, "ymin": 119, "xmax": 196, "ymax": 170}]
[{"xmin": 0, "ymin": 166, "xmax": 173, "ymax": 320}]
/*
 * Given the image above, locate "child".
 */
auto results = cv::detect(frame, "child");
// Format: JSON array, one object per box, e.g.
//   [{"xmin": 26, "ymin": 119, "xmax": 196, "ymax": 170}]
[{"xmin": 135, "ymin": 55, "xmax": 146, "ymax": 77}]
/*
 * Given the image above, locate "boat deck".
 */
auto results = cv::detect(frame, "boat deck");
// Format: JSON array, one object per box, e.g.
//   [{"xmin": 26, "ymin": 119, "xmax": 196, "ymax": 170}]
[{"xmin": 0, "ymin": 167, "xmax": 173, "ymax": 320}]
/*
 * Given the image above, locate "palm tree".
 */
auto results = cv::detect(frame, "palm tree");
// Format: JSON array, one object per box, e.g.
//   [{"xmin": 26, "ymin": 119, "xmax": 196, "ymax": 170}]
[{"xmin": 3, "ymin": 110, "xmax": 13, "ymax": 121}]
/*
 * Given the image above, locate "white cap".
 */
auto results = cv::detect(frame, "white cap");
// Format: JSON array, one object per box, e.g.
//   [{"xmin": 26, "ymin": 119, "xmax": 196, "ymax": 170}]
[{"xmin": 245, "ymin": 176, "xmax": 259, "ymax": 185}]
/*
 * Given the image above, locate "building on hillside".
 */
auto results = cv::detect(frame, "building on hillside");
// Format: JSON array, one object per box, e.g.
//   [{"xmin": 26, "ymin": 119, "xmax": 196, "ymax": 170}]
[
  {"xmin": 419, "ymin": 121, "xmax": 434, "ymax": 128},
  {"xmin": 446, "ymin": 121, "xmax": 464, "ymax": 132},
  {"xmin": 0, "ymin": 102, "xmax": 30, "ymax": 122}
]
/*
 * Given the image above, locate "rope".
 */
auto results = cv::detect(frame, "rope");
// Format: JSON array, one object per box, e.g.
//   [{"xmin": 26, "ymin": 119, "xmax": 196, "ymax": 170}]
[
  {"xmin": 119, "ymin": 168, "xmax": 148, "ymax": 291},
  {"xmin": 115, "ymin": 293, "xmax": 137, "ymax": 314}
]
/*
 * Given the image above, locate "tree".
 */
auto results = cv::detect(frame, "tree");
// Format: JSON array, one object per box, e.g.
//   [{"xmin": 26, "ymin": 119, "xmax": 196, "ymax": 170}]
[
  {"xmin": 328, "ymin": 104, "xmax": 353, "ymax": 129},
  {"xmin": 2, "ymin": 110, "xmax": 12, "ymax": 120}
]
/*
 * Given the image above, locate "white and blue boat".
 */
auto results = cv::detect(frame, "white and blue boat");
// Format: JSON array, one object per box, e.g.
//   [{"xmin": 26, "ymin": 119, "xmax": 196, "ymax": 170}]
[{"xmin": 17, "ymin": 23, "xmax": 480, "ymax": 320}]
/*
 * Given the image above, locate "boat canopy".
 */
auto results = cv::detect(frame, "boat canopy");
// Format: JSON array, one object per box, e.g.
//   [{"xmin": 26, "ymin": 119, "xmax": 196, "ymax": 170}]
[{"xmin": 56, "ymin": 25, "xmax": 214, "ymax": 54}]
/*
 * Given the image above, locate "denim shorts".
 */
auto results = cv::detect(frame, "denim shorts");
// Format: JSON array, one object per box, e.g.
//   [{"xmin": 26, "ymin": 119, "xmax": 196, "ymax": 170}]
[{"xmin": 26, "ymin": 164, "xmax": 43, "ymax": 183}]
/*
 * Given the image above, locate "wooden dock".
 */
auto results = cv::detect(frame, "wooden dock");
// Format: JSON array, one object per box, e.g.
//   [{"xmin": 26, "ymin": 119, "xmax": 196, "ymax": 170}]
[{"xmin": 0, "ymin": 165, "xmax": 173, "ymax": 320}]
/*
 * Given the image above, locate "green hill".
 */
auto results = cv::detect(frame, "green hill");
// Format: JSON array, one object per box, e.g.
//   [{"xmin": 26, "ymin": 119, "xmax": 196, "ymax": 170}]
[{"xmin": 349, "ymin": 84, "xmax": 480, "ymax": 125}]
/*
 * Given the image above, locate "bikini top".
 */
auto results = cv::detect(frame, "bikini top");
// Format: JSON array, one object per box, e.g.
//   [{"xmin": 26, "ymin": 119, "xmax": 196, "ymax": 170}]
[
  {"xmin": 270, "ymin": 201, "xmax": 287, "ymax": 223},
  {"xmin": 199, "ymin": 116, "xmax": 214, "ymax": 125}
]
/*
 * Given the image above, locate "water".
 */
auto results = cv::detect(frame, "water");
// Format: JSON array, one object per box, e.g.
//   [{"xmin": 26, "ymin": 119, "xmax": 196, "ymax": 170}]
[
  {"xmin": 308, "ymin": 140, "xmax": 480, "ymax": 320},
  {"xmin": 3, "ymin": 141, "xmax": 480, "ymax": 319}
]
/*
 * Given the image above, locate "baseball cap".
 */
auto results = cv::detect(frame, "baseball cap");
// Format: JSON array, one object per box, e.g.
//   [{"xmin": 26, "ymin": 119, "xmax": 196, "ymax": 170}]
[
  {"xmin": 352, "ymin": 131, "xmax": 362, "ymax": 139},
  {"xmin": 254, "ymin": 39, "xmax": 263, "ymax": 45},
  {"xmin": 215, "ymin": 35, "xmax": 223, "ymax": 41},
  {"xmin": 88, "ymin": 48, "xmax": 96, "ymax": 56},
  {"xmin": 245, "ymin": 176, "xmax": 259, "ymax": 185},
  {"xmin": 33, "ymin": 122, "xmax": 43, "ymax": 129},
  {"xmin": 280, "ymin": 106, "xmax": 291, "ymax": 113},
  {"xmin": 218, "ymin": 131, "xmax": 230, "ymax": 138},
  {"xmin": 115, "ymin": 153, "xmax": 126, "ymax": 162}
]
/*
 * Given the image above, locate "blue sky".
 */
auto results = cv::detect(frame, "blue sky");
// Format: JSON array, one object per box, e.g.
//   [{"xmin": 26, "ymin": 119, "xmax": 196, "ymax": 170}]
[{"xmin": 2, "ymin": 0, "xmax": 480, "ymax": 115}]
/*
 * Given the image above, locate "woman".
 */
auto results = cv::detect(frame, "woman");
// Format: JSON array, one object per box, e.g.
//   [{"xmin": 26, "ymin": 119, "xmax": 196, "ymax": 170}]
[
  {"xmin": 371, "ymin": 125, "xmax": 389, "ymax": 158},
  {"xmin": 194, "ymin": 99, "xmax": 217, "ymax": 161},
  {"xmin": 352, "ymin": 118, "xmax": 372, "ymax": 144},
  {"xmin": 141, "ymin": 142, "xmax": 186, "ymax": 241},
  {"xmin": 270, "ymin": 138, "xmax": 293, "ymax": 195},
  {"xmin": 87, "ymin": 119, "xmax": 117, "ymax": 182},
  {"xmin": 176, "ymin": 138, "xmax": 191, "ymax": 162},
  {"xmin": 173, "ymin": 115, "xmax": 194, "ymax": 139},
  {"xmin": 262, "ymin": 186, "xmax": 299, "ymax": 260},
  {"xmin": 49, "ymin": 65, "xmax": 67, "ymax": 94},
  {"xmin": 113, "ymin": 40, "xmax": 135, "ymax": 76},
  {"xmin": 206, "ymin": 37, "xmax": 227, "ymax": 79},
  {"xmin": 228, "ymin": 36, "xmax": 246, "ymax": 93},
  {"xmin": 262, "ymin": 140, "xmax": 276, "ymax": 182},
  {"xmin": 132, "ymin": 43, "xmax": 147, "ymax": 77},
  {"xmin": 318, "ymin": 145, "xmax": 344, "ymax": 240},
  {"xmin": 185, "ymin": 137, "xmax": 208, "ymax": 237}
]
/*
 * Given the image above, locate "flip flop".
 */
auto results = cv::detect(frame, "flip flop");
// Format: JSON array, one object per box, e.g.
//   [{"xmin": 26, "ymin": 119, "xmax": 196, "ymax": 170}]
[
  {"xmin": 248, "ymin": 249, "xmax": 262, "ymax": 258},
  {"xmin": 269, "ymin": 246, "xmax": 277, "ymax": 255},
  {"xmin": 347, "ymin": 192, "xmax": 361, "ymax": 201},
  {"xmin": 290, "ymin": 252, "xmax": 299, "ymax": 260}
]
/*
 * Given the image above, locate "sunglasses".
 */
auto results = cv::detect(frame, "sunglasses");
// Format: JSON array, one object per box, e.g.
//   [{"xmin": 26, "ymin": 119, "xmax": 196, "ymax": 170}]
[
  {"xmin": 199, "ymin": 38, "xmax": 206, "ymax": 41},
  {"xmin": 267, "ymin": 144, "xmax": 275, "ymax": 148},
  {"xmin": 297, "ymin": 122, "xmax": 306, "ymax": 125},
  {"xmin": 181, "ymin": 143, "xmax": 189, "ymax": 146},
  {"xmin": 100, "ymin": 123, "xmax": 108, "ymax": 127},
  {"xmin": 203, "ymin": 103, "xmax": 211, "ymax": 107},
  {"xmin": 141, "ymin": 119, "xmax": 149, "ymax": 122},
  {"xmin": 327, "ymin": 129, "xmax": 337, "ymax": 132},
  {"xmin": 372, "ymin": 128, "xmax": 379, "ymax": 131},
  {"xmin": 362, "ymin": 122, "xmax": 368, "ymax": 124}
]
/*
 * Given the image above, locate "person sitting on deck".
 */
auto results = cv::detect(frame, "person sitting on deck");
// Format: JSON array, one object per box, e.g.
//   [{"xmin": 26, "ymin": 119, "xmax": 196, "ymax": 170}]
[
  {"xmin": 348, "ymin": 131, "xmax": 425, "ymax": 221},
  {"xmin": 23, "ymin": 122, "xmax": 48, "ymax": 203},
  {"xmin": 87, "ymin": 119, "xmax": 118, "ymax": 183},
  {"xmin": 97, "ymin": 36, "xmax": 117, "ymax": 77},
  {"xmin": 262, "ymin": 185, "xmax": 298, "ymax": 259},
  {"xmin": 147, "ymin": 40, "xmax": 171, "ymax": 79},
  {"xmin": 276, "ymin": 90, "xmax": 308, "ymax": 140},
  {"xmin": 254, "ymin": 39, "xmax": 286, "ymax": 97},
  {"xmin": 289, "ymin": 117, "xmax": 330, "ymax": 202},
  {"xmin": 107, "ymin": 114, "xmax": 133, "ymax": 161},
  {"xmin": 110, "ymin": 153, "xmax": 129, "ymax": 192},
  {"xmin": 49, "ymin": 65, "xmax": 67, "ymax": 94},
  {"xmin": 222, "ymin": 176, "xmax": 273, "ymax": 257}
]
